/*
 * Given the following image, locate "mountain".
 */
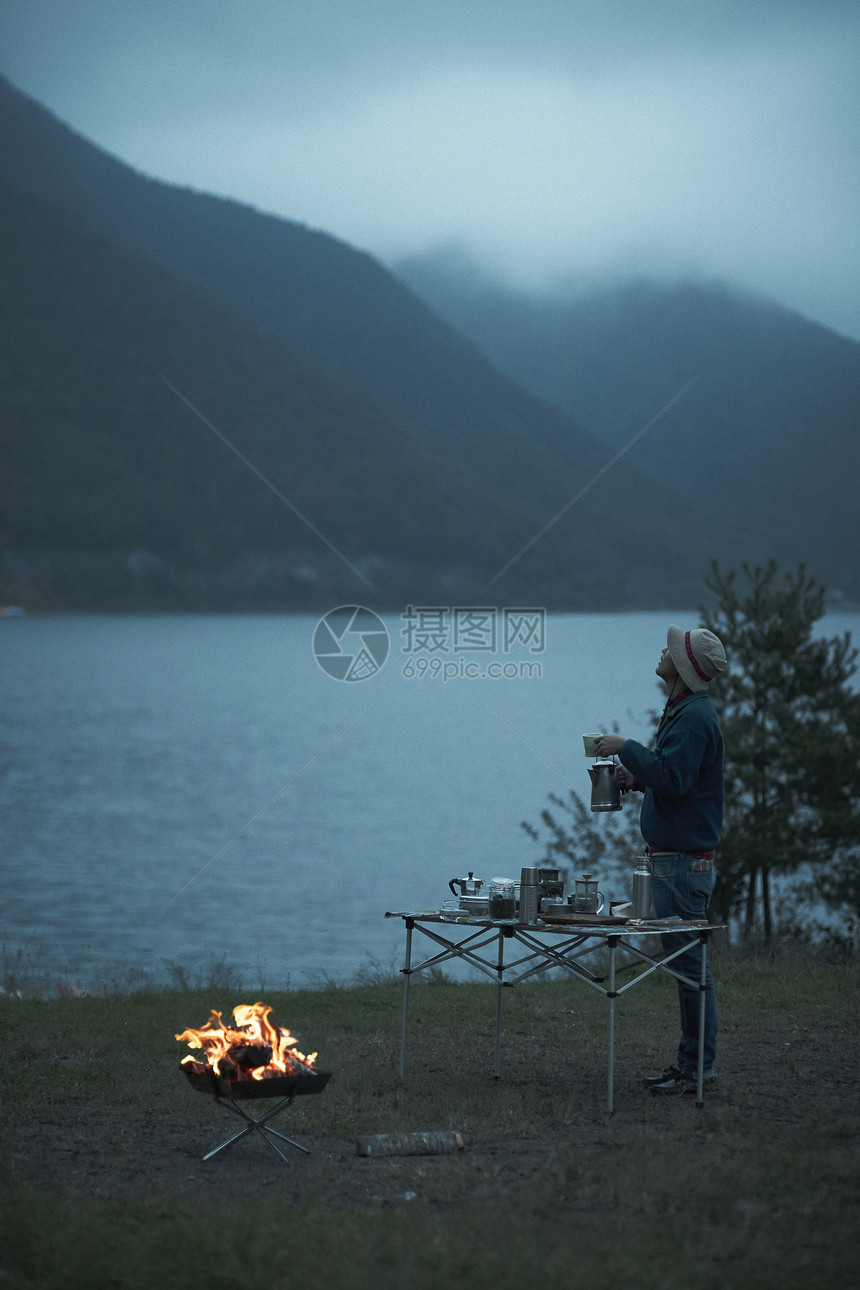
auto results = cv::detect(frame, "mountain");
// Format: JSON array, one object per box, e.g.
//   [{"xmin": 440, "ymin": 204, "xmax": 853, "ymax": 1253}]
[
  {"xmin": 395, "ymin": 248, "xmax": 860, "ymax": 602},
  {"xmin": 0, "ymin": 176, "xmax": 545, "ymax": 610},
  {"xmin": 0, "ymin": 74, "xmax": 715, "ymax": 611}
]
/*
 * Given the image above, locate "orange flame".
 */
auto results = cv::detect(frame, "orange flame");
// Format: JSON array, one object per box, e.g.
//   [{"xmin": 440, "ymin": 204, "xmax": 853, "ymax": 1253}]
[{"xmin": 175, "ymin": 1002, "xmax": 317, "ymax": 1080}]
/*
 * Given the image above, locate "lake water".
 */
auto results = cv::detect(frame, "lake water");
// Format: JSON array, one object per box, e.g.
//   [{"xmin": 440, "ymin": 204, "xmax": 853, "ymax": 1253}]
[{"xmin": 2, "ymin": 610, "xmax": 857, "ymax": 993}]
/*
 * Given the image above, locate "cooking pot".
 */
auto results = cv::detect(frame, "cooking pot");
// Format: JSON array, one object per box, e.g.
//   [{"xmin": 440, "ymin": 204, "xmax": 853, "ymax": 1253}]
[{"xmin": 459, "ymin": 894, "xmax": 490, "ymax": 916}]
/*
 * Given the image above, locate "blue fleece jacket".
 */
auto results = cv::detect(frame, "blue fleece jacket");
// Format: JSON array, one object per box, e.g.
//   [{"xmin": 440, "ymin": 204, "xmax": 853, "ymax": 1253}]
[{"xmin": 618, "ymin": 692, "xmax": 724, "ymax": 852}]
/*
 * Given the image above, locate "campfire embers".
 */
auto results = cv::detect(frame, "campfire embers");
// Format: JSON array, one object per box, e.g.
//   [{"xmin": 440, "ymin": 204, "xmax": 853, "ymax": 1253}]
[{"xmin": 176, "ymin": 1002, "xmax": 331, "ymax": 1100}]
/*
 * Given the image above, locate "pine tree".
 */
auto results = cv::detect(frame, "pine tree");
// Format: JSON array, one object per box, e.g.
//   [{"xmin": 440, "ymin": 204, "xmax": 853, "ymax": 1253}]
[{"xmin": 701, "ymin": 560, "xmax": 860, "ymax": 938}]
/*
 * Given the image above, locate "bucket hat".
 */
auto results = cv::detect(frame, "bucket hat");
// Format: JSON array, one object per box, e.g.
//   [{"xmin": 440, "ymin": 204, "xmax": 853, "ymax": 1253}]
[{"xmin": 667, "ymin": 624, "xmax": 727, "ymax": 693}]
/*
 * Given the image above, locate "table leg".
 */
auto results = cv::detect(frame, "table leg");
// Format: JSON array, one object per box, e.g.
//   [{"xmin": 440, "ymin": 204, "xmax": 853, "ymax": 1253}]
[
  {"xmin": 696, "ymin": 933, "xmax": 708, "ymax": 1108},
  {"xmin": 493, "ymin": 928, "xmax": 504, "ymax": 1079},
  {"xmin": 399, "ymin": 919, "xmax": 413, "ymax": 1079},
  {"xmin": 607, "ymin": 936, "xmax": 617, "ymax": 1115}
]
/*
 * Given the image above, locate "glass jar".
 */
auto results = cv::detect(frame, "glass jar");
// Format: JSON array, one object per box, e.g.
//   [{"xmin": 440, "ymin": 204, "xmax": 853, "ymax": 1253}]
[{"xmin": 488, "ymin": 877, "xmax": 516, "ymax": 920}]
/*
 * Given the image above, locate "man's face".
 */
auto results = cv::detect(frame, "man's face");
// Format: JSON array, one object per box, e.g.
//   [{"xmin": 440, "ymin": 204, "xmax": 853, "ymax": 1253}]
[{"xmin": 656, "ymin": 645, "xmax": 679, "ymax": 685}]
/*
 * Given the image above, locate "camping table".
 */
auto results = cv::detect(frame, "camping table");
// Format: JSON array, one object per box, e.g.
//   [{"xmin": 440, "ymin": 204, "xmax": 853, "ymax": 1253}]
[{"xmin": 386, "ymin": 911, "xmax": 723, "ymax": 1112}]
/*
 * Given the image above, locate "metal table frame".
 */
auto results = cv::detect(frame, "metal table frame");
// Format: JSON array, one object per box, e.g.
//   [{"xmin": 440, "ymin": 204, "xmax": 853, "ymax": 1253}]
[{"xmin": 392, "ymin": 914, "xmax": 721, "ymax": 1112}]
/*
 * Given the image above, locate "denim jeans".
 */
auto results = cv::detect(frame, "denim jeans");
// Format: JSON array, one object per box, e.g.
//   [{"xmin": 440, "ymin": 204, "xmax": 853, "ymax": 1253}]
[{"xmin": 650, "ymin": 854, "xmax": 718, "ymax": 1075}]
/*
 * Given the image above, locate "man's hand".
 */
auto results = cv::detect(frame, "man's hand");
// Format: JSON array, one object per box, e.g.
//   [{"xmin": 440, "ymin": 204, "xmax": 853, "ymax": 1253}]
[
  {"xmin": 616, "ymin": 765, "xmax": 636, "ymax": 793},
  {"xmin": 594, "ymin": 734, "xmax": 626, "ymax": 757}
]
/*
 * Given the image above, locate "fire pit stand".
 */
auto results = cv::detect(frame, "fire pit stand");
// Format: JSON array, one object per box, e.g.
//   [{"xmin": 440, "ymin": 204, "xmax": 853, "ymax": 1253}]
[
  {"xmin": 182, "ymin": 1066, "xmax": 332, "ymax": 1165},
  {"xmin": 203, "ymin": 1093, "xmax": 308, "ymax": 1164}
]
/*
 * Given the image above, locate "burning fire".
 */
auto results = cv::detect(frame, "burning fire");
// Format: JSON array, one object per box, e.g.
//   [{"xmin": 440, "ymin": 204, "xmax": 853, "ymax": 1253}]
[{"xmin": 175, "ymin": 1002, "xmax": 318, "ymax": 1082}]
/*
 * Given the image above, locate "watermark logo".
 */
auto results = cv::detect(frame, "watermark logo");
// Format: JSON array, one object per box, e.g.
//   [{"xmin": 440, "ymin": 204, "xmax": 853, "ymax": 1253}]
[
  {"xmin": 401, "ymin": 606, "xmax": 545, "ymax": 655},
  {"xmin": 313, "ymin": 605, "xmax": 545, "ymax": 682},
  {"xmin": 400, "ymin": 606, "xmax": 545, "ymax": 681},
  {"xmin": 312, "ymin": 606, "xmax": 390, "ymax": 681}
]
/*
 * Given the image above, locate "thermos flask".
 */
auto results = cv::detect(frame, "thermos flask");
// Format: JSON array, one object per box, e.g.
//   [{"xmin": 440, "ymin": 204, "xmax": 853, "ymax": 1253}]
[
  {"xmin": 632, "ymin": 855, "xmax": 652, "ymax": 919},
  {"xmin": 519, "ymin": 867, "xmax": 539, "ymax": 925}
]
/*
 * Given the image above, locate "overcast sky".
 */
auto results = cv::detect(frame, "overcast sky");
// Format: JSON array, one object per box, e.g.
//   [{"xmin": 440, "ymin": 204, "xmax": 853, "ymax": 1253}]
[{"xmin": 1, "ymin": 1, "xmax": 858, "ymax": 337}]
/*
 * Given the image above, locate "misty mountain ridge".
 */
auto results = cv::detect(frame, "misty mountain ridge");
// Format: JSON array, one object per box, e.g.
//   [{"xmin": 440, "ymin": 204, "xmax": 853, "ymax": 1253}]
[
  {"xmin": 396, "ymin": 247, "xmax": 860, "ymax": 601},
  {"xmin": 0, "ymin": 74, "xmax": 713, "ymax": 611},
  {"xmin": 1, "ymin": 73, "xmax": 857, "ymax": 609}
]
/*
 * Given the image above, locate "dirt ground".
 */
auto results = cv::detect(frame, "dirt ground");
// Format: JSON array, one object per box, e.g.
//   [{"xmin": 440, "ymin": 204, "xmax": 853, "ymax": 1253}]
[{"xmin": 3, "ymin": 1014, "xmax": 856, "ymax": 1212}]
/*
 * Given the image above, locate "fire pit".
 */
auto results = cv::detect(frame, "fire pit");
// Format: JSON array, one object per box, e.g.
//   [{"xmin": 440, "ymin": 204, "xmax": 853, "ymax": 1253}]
[{"xmin": 176, "ymin": 1002, "xmax": 331, "ymax": 1164}]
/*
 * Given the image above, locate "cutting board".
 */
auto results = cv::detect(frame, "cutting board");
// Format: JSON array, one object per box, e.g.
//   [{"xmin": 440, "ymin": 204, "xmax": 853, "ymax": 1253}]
[{"xmin": 538, "ymin": 911, "xmax": 630, "ymax": 926}]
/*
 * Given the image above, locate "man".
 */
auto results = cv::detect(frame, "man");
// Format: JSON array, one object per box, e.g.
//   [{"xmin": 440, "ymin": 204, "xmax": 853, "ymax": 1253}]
[{"xmin": 594, "ymin": 624, "xmax": 727, "ymax": 1095}]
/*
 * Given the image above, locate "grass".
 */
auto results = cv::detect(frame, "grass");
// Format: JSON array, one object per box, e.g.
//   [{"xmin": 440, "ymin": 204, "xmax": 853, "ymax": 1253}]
[{"xmin": 1, "ymin": 945, "xmax": 857, "ymax": 1289}]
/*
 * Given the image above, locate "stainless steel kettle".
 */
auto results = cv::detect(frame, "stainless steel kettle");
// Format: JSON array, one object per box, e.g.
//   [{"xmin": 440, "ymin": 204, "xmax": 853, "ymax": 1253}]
[
  {"xmin": 588, "ymin": 759, "xmax": 622, "ymax": 812},
  {"xmin": 449, "ymin": 871, "xmax": 485, "ymax": 898}
]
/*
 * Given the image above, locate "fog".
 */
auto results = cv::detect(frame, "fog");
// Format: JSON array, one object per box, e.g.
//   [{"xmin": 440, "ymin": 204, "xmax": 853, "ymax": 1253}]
[{"xmin": 1, "ymin": 0, "xmax": 858, "ymax": 337}]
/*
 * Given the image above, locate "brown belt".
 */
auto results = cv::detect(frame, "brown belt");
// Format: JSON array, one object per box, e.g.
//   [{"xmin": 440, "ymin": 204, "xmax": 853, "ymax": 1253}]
[{"xmin": 645, "ymin": 849, "xmax": 714, "ymax": 872}]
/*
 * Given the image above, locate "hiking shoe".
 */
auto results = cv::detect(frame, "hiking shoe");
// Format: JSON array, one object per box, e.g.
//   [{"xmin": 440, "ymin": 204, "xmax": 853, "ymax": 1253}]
[
  {"xmin": 643, "ymin": 1065, "xmax": 715, "ymax": 1089},
  {"xmin": 642, "ymin": 1065, "xmax": 685, "ymax": 1088},
  {"xmin": 649, "ymin": 1073, "xmax": 716, "ymax": 1093},
  {"xmin": 649, "ymin": 1071, "xmax": 698, "ymax": 1095}
]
